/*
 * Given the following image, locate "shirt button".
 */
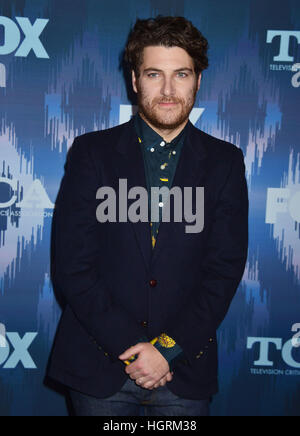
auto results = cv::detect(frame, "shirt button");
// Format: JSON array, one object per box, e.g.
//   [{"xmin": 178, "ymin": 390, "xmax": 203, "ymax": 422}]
[
  {"xmin": 196, "ymin": 351, "xmax": 204, "ymax": 358},
  {"xmin": 158, "ymin": 202, "xmax": 164, "ymax": 207},
  {"xmin": 160, "ymin": 164, "xmax": 166, "ymax": 170},
  {"xmin": 149, "ymin": 279, "xmax": 157, "ymax": 287},
  {"xmin": 150, "ymin": 147, "xmax": 155, "ymax": 152},
  {"xmin": 172, "ymin": 150, "xmax": 176, "ymax": 155},
  {"xmin": 160, "ymin": 141, "xmax": 165, "ymax": 147}
]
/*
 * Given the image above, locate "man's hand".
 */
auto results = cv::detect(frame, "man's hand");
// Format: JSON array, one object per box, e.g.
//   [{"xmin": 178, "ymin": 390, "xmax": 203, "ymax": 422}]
[
  {"xmin": 152, "ymin": 371, "xmax": 174, "ymax": 388},
  {"xmin": 118, "ymin": 342, "xmax": 171, "ymax": 389}
]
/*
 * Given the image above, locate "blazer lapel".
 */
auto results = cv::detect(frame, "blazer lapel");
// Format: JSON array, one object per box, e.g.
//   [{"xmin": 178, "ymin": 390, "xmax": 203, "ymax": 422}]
[{"xmin": 115, "ymin": 119, "xmax": 152, "ymax": 272}]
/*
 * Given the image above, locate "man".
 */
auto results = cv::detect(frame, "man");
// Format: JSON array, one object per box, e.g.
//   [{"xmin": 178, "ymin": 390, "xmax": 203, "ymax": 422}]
[{"xmin": 46, "ymin": 16, "xmax": 248, "ymax": 416}]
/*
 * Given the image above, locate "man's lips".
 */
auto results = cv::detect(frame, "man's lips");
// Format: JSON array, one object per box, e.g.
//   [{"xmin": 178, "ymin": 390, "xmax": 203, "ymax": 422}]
[{"xmin": 158, "ymin": 102, "xmax": 178, "ymax": 106}]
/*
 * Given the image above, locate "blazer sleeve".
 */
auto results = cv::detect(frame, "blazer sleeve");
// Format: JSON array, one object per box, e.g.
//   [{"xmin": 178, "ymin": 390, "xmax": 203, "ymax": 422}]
[
  {"xmin": 164, "ymin": 147, "xmax": 249, "ymax": 365},
  {"xmin": 51, "ymin": 136, "xmax": 147, "ymax": 362}
]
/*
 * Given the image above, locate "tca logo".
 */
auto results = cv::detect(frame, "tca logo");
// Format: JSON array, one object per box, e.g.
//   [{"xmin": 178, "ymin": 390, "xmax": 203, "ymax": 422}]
[
  {"xmin": 0, "ymin": 178, "xmax": 54, "ymax": 209},
  {"xmin": 267, "ymin": 30, "xmax": 300, "ymax": 62},
  {"xmin": 247, "ymin": 324, "xmax": 300, "ymax": 368},
  {"xmin": 0, "ymin": 323, "xmax": 37, "ymax": 369},
  {"xmin": 266, "ymin": 30, "xmax": 300, "ymax": 87},
  {"xmin": 0, "ymin": 16, "xmax": 49, "ymax": 59}
]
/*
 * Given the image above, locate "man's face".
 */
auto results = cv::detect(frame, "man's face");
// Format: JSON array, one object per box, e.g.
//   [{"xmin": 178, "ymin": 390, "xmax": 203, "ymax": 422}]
[{"xmin": 132, "ymin": 45, "xmax": 201, "ymax": 130}]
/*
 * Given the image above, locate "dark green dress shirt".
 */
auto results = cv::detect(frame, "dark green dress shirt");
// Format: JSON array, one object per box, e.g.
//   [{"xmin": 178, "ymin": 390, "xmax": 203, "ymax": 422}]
[
  {"xmin": 134, "ymin": 112, "xmax": 187, "ymax": 248},
  {"xmin": 132, "ymin": 112, "xmax": 188, "ymax": 371}
]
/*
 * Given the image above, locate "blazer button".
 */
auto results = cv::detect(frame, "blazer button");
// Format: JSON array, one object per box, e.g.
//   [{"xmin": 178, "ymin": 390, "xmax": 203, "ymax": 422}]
[{"xmin": 149, "ymin": 279, "xmax": 157, "ymax": 287}]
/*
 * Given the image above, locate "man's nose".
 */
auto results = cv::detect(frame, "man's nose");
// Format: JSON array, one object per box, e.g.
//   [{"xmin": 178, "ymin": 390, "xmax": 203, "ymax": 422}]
[{"xmin": 161, "ymin": 77, "xmax": 175, "ymax": 96}]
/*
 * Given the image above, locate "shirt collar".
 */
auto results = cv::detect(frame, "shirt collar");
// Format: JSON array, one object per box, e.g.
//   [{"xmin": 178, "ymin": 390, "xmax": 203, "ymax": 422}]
[{"xmin": 134, "ymin": 112, "xmax": 188, "ymax": 150}]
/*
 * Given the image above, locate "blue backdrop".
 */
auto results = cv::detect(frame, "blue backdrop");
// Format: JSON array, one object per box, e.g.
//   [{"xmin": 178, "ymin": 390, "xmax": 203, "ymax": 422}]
[{"xmin": 0, "ymin": 0, "xmax": 299, "ymax": 416}]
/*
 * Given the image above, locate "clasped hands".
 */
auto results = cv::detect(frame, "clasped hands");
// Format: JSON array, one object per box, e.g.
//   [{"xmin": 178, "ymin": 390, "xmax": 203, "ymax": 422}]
[{"xmin": 118, "ymin": 342, "xmax": 173, "ymax": 390}]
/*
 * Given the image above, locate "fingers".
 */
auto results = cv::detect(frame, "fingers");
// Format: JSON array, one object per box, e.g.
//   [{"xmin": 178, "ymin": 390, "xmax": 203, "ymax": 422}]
[
  {"xmin": 159, "ymin": 371, "xmax": 173, "ymax": 386},
  {"xmin": 135, "ymin": 376, "xmax": 153, "ymax": 389},
  {"xmin": 152, "ymin": 378, "xmax": 165, "ymax": 389},
  {"xmin": 145, "ymin": 371, "xmax": 174, "ymax": 389},
  {"xmin": 129, "ymin": 372, "xmax": 141, "ymax": 381},
  {"xmin": 118, "ymin": 343, "xmax": 144, "ymax": 361},
  {"xmin": 166, "ymin": 372, "xmax": 173, "ymax": 382}
]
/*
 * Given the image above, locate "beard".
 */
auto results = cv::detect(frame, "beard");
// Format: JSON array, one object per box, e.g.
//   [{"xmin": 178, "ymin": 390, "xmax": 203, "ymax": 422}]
[{"xmin": 136, "ymin": 83, "xmax": 198, "ymax": 130}]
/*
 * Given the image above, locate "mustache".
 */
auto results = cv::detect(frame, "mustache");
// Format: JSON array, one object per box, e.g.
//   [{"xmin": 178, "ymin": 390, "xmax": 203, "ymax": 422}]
[{"xmin": 155, "ymin": 98, "xmax": 181, "ymax": 104}]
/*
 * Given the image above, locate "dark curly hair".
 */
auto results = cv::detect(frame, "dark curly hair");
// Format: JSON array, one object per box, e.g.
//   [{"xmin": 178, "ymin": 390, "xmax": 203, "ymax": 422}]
[{"xmin": 124, "ymin": 16, "xmax": 209, "ymax": 79}]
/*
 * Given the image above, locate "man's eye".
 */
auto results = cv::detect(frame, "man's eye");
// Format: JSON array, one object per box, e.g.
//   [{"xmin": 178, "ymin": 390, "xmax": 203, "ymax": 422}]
[
  {"xmin": 177, "ymin": 72, "xmax": 187, "ymax": 77},
  {"xmin": 148, "ymin": 73, "xmax": 159, "ymax": 77}
]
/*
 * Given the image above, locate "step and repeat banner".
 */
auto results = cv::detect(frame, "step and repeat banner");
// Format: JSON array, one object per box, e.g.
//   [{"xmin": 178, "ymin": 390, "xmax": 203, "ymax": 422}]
[{"xmin": 0, "ymin": 0, "xmax": 299, "ymax": 416}]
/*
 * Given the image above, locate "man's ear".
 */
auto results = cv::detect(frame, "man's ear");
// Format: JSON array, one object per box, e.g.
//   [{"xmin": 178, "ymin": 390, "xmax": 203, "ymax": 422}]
[
  {"xmin": 197, "ymin": 73, "xmax": 202, "ymax": 91},
  {"xmin": 132, "ymin": 70, "xmax": 138, "ymax": 93}
]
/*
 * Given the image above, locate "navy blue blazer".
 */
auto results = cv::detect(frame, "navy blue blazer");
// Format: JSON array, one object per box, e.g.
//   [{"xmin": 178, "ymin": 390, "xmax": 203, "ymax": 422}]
[{"xmin": 46, "ymin": 117, "xmax": 249, "ymax": 400}]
